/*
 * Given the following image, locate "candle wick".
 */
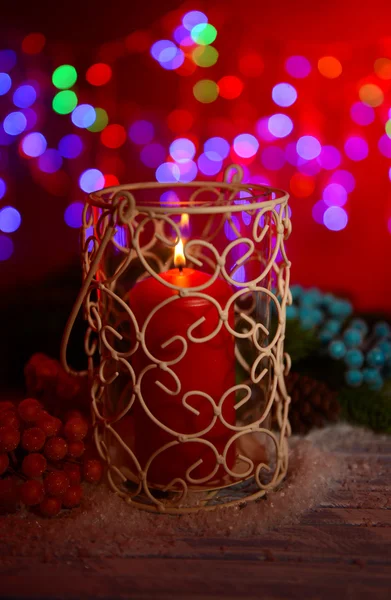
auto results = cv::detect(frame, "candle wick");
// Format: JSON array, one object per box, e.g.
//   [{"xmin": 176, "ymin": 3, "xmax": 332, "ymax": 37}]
[{"xmin": 178, "ymin": 264, "xmax": 183, "ymax": 273}]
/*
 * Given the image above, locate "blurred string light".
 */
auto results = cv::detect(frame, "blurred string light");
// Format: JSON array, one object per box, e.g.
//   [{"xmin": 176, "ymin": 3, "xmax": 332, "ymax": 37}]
[
  {"xmin": 52, "ymin": 65, "xmax": 77, "ymax": 89},
  {"xmin": 71, "ymin": 104, "xmax": 96, "ymax": 128},
  {"xmin": 296, "ymin": 135, "xmax": 321, "ymax": 160},
  {"xmin": 174, "ymin": 26, "xmax": 194, "ymax": 47},
  {"xmin": 359, "ymin": 83, "xmax": 384, "ymax": 107},
  {"xmin": 128, "ymin": 120, "xmax": 154, "ymax": 144},
  {"xmin": 385, "ymin": 120, "xmax": 391, "ymax": 138},
  {"xmin": 198, "ymin": 153, "xmax": 222, "ymax": 175},
  {"xmin": 350, "ymin": 101, "xmax": 375, "ymax": 125},
  {"xmin": 312, "ymin": 200, "xmax": 328, "ymax": 224},
  {"xmin": 218, "ymin": 75, "xmax": 243, "ymax": 99},
  {"xmin": 329, "ymin": 169, "xmax": 356, "ymax": 192},
  {"xmin": 86, "ymin": 63, "xmax": 112, "ymax": 86},
  {"xmin": 256, "ymin": 117, "xmax": 276, "ymax": 142},
  {"xmin": 0, "ymin": 235, "xmax": 14, "ymax": 261},
  {"xmin": 374, "ymin": 58, "xmax": 391, "ymax": 80},
  {"xmin": 344, "ymin": 136, "xmax": 368, "ymax": 161},
  {"xmin": 0, "ymin": 178, "xmax": 6, "ymax": 199},
  {"xmin": 21, "ymin": 33, "xmax": 46, "ymax": 55},
  {"xmin": 140, "ymin": 142, "xmax": 166, "ymax": 168},
  {"xmin": 3, "ymin": 111, "xmax": 27, "ymax": 135},
  {"xmin": 169, "ymin": 138, "xmax": 196, "ymax": 162},
  {"xmin": 58, "ymin": 134, "xmax": 83, "ymax": 158},
  {"xmin": 0, "ymin": 50, "xmax": 17, "ymax": 72},
  {"xmin": 272, "ymin": 83, "xmax": 297, "ymax": 107},
  {"xmin": 0, "ymin": 206, "xmax": 21, "ymax": 232},
  {"xmin": 101, "ymin": 124, "xmax": 127, "ymax": 148},
  {"xmin": 79, "ymin": 168, "xmax": 105, "ymax": 192},
  {"xmin": 156, "ymin": 162, "xmax": 180, "ymax": 182},
  {"xmin": 64, "ymin": 202, "xmax": 84, "ymax": 228},
  {"xmin": 190, "ymin": 23, "xmax": 217, "ymax": 45},
  {"xmin": 87, "ymin": 108, "xmax": 108, "ymax": 132},
  {"xmin": 38, "ymin": 148, "xmax": 62, "ymax": 173},
  {"xmin": 204, "ymin": 137, "xmax": 230, "ymax": 160},
  {"xmin": 378, "ymin": 133, "xmax": 391, "ymax": 157},
  {"xmin": 150, "ymin": 40, "xmax": 184, "ymax": 70},
  {"xmin": 318, "ymin": 56, "xmax": 342, "ymax": 78},
  {"xmin": 285, "ymin": 55, "xmax": 311, "ymax": 78},
  {"xmin": 323, "ymin": 206, "xmax": 348, "ymax": 231},
  {"xmin": 192, "ymin": 46, "xmax": 218, "ymax": 67},
  {"xmin": 323, "ymin": 183, "xmax": 347, "ymax": 207},
  {"xmin": 13, "ymin": 85, "xmax": 37, "ymax": 108},
  {"xmin": 193, "ymin": 79, "xmax": 219, "ymax": 103},
  {"xmin": 182, "ymin": 10, "xmax": 208, "ymax": 30},
  {"xmin": 317, "ymin": 145, "xmax": 341, "ymax": 170},
  {"xmin": 0, "ymin": 73, "xmax": 12, "ymax": 95},
  {"xmin": 268, "ymin": 113, "xmax": 293, "ymax": 138},
  {"xmin": 22, "ymin": 108, "xmax": 38, "ymax": 131},
  {"xmin": 233, "ymin": 133, "xmax": 259, "ymax": 158},
  {"xmin": 21, "ymin": 132, "xmax": 47, "ymax": 157},
  {"xmin": 52, "ymin": 90, "xmax": 78, "ymax": 114},
  {"xmin": 176, "ymin": 160, "xmax": 197, "ymax": 182}
]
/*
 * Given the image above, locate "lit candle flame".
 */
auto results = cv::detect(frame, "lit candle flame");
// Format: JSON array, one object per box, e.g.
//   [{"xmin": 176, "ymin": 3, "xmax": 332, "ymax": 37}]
[{"xmin": 174, "ymin": 213, "xmax": 189, "ymax": 269}]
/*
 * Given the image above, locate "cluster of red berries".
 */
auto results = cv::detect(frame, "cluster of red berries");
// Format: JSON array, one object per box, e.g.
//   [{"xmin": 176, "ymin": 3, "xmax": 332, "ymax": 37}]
[{"xmin": 0, "ymin": 398, "xmax": 103, "ymax": 517}]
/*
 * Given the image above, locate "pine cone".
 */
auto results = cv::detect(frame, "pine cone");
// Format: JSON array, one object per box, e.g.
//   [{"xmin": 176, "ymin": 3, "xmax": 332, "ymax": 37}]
[{"xmin": 286, "ymin": 372, "xmax": 341, "ymax": 435}]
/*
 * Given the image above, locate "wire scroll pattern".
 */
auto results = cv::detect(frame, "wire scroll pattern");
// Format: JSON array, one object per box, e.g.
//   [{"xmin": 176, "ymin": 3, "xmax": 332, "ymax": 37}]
[{"xmin": 61, "ymin": 169, "xmax": 292, "ymax": 513}]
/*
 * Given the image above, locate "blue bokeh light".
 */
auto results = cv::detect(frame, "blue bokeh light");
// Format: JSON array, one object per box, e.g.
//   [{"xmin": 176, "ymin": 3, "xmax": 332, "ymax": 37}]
[
  {"xmin": 169, "ymin": 138, "xmax": 196, "ymax": 163},
  {"xmin": 0, "ymin": 178, "xmax": 6, "ymax": 199},
  {"xmin": 64, "ymin": 202, "xmax": 84, "ymax": 228},
  {"xmin": 272, "ymin": 83, "xmax": 297, "ymax": 107},
  {"xmin": 268, "ymin": 113, "xmax": 293, "ymax": 138},
  {"xmin": 177, "ymin": 160, "xmax": 198, "ymax": 182},
  {"xmin": 173, "ymin": 26, "xmax": 194, "ymax": 47},
  {"xmin": 0, "ymin": 50, "xmax": 17, "ymax": 72},
  {"xmin": 71, "ymin": 104, "xmax": 96, "ymax": 128},
  {"xmin": 38, "ymin": 149, "xmax": 63, "ymax": 173},
  {"xmin": 296, "ymin": 135, "xmax": 322, "ymax": 160},
  {"xmin": 128, "ymin": 120, "xmax": 154, "ymax": 145},
  {"xmin": 21, "ymin": 132, "xmax": 47, "ymax": 157},
  {"xmin": 0, "ymin": 73, "xmax": 12, "ymax": 95},
  {"xmin": 3, "ymin": 111, "xmax": 27, "ymax": 135},
  {"xmin": 204, "ymin": 137, "xmax": 230, "ymax": 160},
  {"xmin": 182, "ymin": 10, "xmax": 208, "ymax": 31},
  {"xmin": 79, "ymin": 168, "xmax": 105, "ymax": 192},
  {"xmin": 140, "ymin": 143, "xmax": 166, "ymax": 168},
  {"xmin": 0, "ymin": 235, "xmax": 14, "ymax": 261},
  {"xmin": 323, "ymin": 206, "xmax": 348, "ymax": 231},
  {"xmin": 58, "ymin": 134, "xmax": 83, "ymax": 159},
  {"xmin": 0, "ymin": 206, "xmax": 21, "ymax": 233},
  {"xmin": 155, "ymin": 162, "xmax": 180, "ymax": 183},
  {"xmin": 13, "ymin": 85, "xmax": 37, "ymax": 108},
  {"xmin": 198, "ymin": 153, "xmax": 223, "ymax": 175}
]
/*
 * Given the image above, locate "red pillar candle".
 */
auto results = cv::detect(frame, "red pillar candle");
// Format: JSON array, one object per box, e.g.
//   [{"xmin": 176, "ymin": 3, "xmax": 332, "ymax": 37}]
[{"xmin": 128, "ymin": 245, "xmax": 236, "ymax": 487}]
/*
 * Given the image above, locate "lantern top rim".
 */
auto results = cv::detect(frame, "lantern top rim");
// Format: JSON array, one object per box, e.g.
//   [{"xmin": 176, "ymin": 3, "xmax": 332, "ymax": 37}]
[{"xmin": 88, "ymin": 181, "xmax": 289, "ymax": 215}]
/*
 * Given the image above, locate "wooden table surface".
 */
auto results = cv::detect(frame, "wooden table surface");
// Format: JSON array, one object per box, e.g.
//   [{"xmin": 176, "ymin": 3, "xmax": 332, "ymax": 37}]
[{"xmin": 1, "ymin": 426, "xmax": 390, "ymax": 600}]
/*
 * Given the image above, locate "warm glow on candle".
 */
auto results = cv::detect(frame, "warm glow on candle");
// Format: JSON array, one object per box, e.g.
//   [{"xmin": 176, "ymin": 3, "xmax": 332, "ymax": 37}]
[{"xmin": 174, "ymin": 214, "xmax": 188, "ymax": 268}]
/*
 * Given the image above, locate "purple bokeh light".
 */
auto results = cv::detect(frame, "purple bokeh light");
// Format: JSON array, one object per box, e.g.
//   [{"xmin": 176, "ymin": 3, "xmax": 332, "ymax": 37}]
[
  {"xmin": 350, "ymin": 102, "xmax": 375, "ymax": 126},
  {"xmin": 79, "ymin": 168, "xmax": 105, "ymax": 193},
  {"xmin": 261, "ymin": 146, "xmax": 286, "ymax": 170},
  {"xmin": 140, "ymin": 143, "xmax": 166, "ymax": 168},
  {"xmin": 272, "ymin": 83, "xmax": 297, "ymax": 107},
  {"xmin": 128, "ymin": 120, "xmax": 154, "ymax": 145},
  {"xmin": 64, "ymin": 202, "xmax": 84, "ymax": 228},
  {"xmin": 329, "ymin": 169, "xmax": 356, "ymax": 193},
  {"xmin": 344, "ymin": 136, "xmax": 368, "ymax": 161},
  {"xmin": 155, "ymin": 162, "xmax": 180, "ymax": 182},
  {"xmin": 233, "ymin": 133, "xmax": 259, "ymax": 158},
  {"xmin": 378, "ymin": 134, "xmax": 391, "ymax": 158},
  {"xmin": 38, "ymin": 148, "xmax": 63, "ymax": 173},
  {"xmin": 317, "ymin": 145, "xmax": 341, "ymax": 170},
  {"xmin": 198, "ymin": 153, "xmax": 223, "ymax": 175},
  {"xmin": 323, "ymin": 206, "xmax": 348, "ymax": 231},
  {"xmin": 21, "ymin": 132, "xmax": 47, "ymax": 157},
  {"xmin": 204, "ymin": 137, "xmax": 230, "ymax": 160},
  {"xmin": 0, "ymin": 235, "xmax": 14, "ymax": 261},
  {"xmin": 267, "ymin": 113, "xmax": 293, "ymax": 138},
  {"xmin": 285, "ymin": 55, "xmax": 311, "ymax": 78},
  {"xmin": 0, "ymin": 206, "xmax": 21, "ymax": 233},
  {"xmin": 323, "ymin": 183, "xmax": 348, "ymax": 207},
  {"xmin": 297, "ymin": 136, "xmax": 321, "ymax": 160},
  {"xmin": 58, "ymin": 134, "xmax": 83, "ymax": 159},
  {"xmin": 169, "ymin": 138, "xmax": 196, "ymax": 163}
]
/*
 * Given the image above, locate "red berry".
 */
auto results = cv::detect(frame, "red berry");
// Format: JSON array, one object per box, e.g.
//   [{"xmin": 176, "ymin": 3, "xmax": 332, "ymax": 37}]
[
  {"xmin": 0, "ymin": 426, "xmax": 20, "ymax": 453},
  {"xmin": 67, "ymin": 440, "xmax": 85, "ymax": 459},
  {"xmin": 0, "ymin": 402, "xmax": 16, "ymax": 415},
  {"xmin": 20, "ymin": 480, "xmax": 45, "ymax": 506},
  {"xmin": 22, "ymin": 453, "xmax": 47, "ymax": 478},
  {"xmin": 65, "ymin": 409, "xmax": 84, "ymax": 421},
  {"xmin": 44, "ymin": 437, "xmax": 68, "ymax": 461},
  {"xmin": 62, "ymin": 485, "xmax": 82, "ymax": 508},
  {"xmin": 18, "ymin": 398, "xmax": 43, "ymax": 423},
  {"xmin": 83, "ymin": 459, "xmax": 103, "ymax": 483},
  {"xmin": 63, "ymin": 463, "xmax": 81, "ymax": 485},
  {"xmin": 21, "ymin": 427, "xmax": 46, "ymax": 452},
  {"xmin": 0, "ymin": 453, "xmax": 9, "ymax": 475},
  {"xmin": 39, "ymin": 496, "xmax": 62, "ymax": 517},
  {"xmin": 0, "ymin": 478, "xmax": 20, "ymax": 514},
  {"xmin": 0, "ymin": 410, "xmax": 21, "ymax": 429},
  {"xmin": 44, "ymin": 471, "xmax": 70, "ymax": 496},
  {"xmin": 36, "ymin": 415, "xmax": 62, "ymax": 437},
  {"xmin": 64, "ymin": 417, "xmax": 88, "ymax": 442}
]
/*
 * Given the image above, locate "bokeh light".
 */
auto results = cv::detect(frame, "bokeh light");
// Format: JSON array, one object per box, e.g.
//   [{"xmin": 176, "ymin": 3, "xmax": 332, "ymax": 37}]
[
  {"xmin": 233, "ymin": 133, "xmax": 259, "ymax": 158},
  {"xmin": 329, "ymin": 169, "xmax": 356, "ymax": 193},
  {"xmin": 182, "ymin": 10, "xmax": 208, "ymax": 31},
  {"xmin": 261, "ymin": 146, "xmax": 286, "ymax": 170},
  {"xmin": 350, "ymin": 102, "xmax": 375, "ymax": 125},
  {"xmin": 150, "ymin": 40, "xmax": 184, "ymax": 70},
  {"xmin": 13, "ymin": 85, "xmax": 37, "ymax": 108},
  {"xmin": 3, "ymin": 112, "xmax": 27, "ymax": 136},
  {"xmin": 176, "ymin": 160, "xmax": 198, "ymax": 182},
  {"xmin": 285, "ymin": 55, "xmax": 311, "ymax": 78},
  {"xmin": 204, "ymin": 137, "xmax": 230, "ymax": 160},
  {"xmin": 190, "ymin": 24, "xmax": 217, "ymax": 46},
  {"xmin": 38, "ymin": 149, "xmax": 63, "ymax": 173},
  {"xmin": 58, "ymin": 134, "xmax": 83, "ymax": 159},
  {"xmin": 323, "ymin": 206, "xmax": 348, "ymax": 231},
  {"xmin": 160, "ymin": 191, "xmax": 180, "ymax": 205},
  {"xmin": 128, "ymin": 120, "xmax": 154, "ymax": 144},
  {"xmin": 317, "ymin": 145, "xmax": 341, "ymax": 170},
  {"xmin": 378, "ymin": 133, "xmax": 391, "ymax": 157},
  {"xmin": 296, "ymin": 135, "xmax": 321, "ymax": 159},
  {"xmin": 52, "ymin": 90, "xmax": 78, "ymax": 114},
  {"xmin": 272, "ymin": 83, "xmax": 297, "ymax": 107},
  {"xmin": 0, "ymin": 206, "xmax": 21, "ymax": 233},
  {"xmin": 0, "ymin": 73, "xmax": 12, "ymax": 95},
  {"xmin": 71, "ymin": 104, "xmax": 96, "ymax": 128},
  {"xmin": 318, "ymin": 56, "xmax": 342, "ymax": 78},
  {"xmin": 64, "ymin": 202, "xmax": 84, "ymax": 228},
  {"xmin": 0, "ymin": 235, "xmax": 14, "ymax": 261},
  {"xmin": 173, "ymin": 26, "xmax": 194, "ymax": 47},
  {"xmin": 22, "ymin": 108, "xmax": 38, "ymax": 132},
  {"xmin": 79, "ymin": 168, "xmax": 105, "ymax": 192},
  {"xmin": 323, "ymin": 183, "xmax": 348, "ymax": 207},
  {"xmin": 0, "ymin": 50, "xmax": 17, "ymax": 72},
  {"xmin": 218, "ymin": 75, "xmax": 243, "ymax": 99},
  {"xmin": 344, "ymin": 136, "xmax": 368, "ymax": 161},
  {"xmin": 101, "ymin": 124, "xmax": 127, "ymax": 148},
  {"xmin": 21, "ymin": 33, "xmax": 46, "ymax": 55},
  {"xmin": 297, "ymin": 158, "xmax": 321, "ymax": 176},
  {"xmin": 21, "ymin": 132, "xmax": 47, "ymax": 157},
  {"xmin": 385, "ymin": 120, "xmax": 391, "ymax": 138},
  {"xmin": 0, "ymin": 178, "xmax": 6, "ymax": 199},
  {"xmin": 169, "ymin": 138, "xmax": 196, "ymax": 163},
  {"xmin": 86, "ymin": 63, "xmax": 112, "ymax": 86},
  {"xmin": 192, "ymin": 45, "xmax": 218, "ymax": 67},
  {"xmin": 359, "ymin": 83, "xmax": 384, "ymax": 107},
  {"xmin": 238, "ymin": 53, "xmax": 264, "ymax": 77},
  {"xmin": 290, "ymin": 173, "xmax": 315, "ymax": 197},
  {"xmin": 87, "ymin": 108, "xmax": 108, "ymax": 132},
  {"xmin": 140, "ymin": 143, "xmax": 166, "ymax": 168},
  {"xmin": 374, "ymin": 58, "xmax": 391, "ymax": 80},
  {"xmin": 167, "ymin": 109, "xmax": 194, "ymax": 133},
  {"xmin": 312, "ymin": 199, "xmax": 328, "ymax": 224},
  {"xmin": 193, "ymin": 79, "xmax": 219, "ymax": 103},
  {"xmin": 155, "ymin": 162, "xmax": 180, "ymax": 182},
  {"xmin": 52, "ymin": 65, "xmax": 77, "ymax": 89},
  {"xmin": 198, "ymin": 153, "xmax": 223, "ymax": 175},
  {"xmin": 103, "ymin": 174, "xmax": 119, "ymax": 187},
  {"xmin": 268, "ymin": 113, "xmax": 293, "ymax": 138}
]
